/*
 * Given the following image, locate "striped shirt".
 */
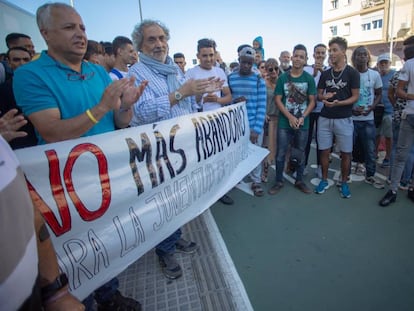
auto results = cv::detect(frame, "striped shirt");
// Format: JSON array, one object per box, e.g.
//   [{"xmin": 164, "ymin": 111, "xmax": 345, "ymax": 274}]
[
  {"xmin": 0, "ymin": 135, "xmax": 38, "ymax": 310},
  {"xmin": 129, "ymin": 61, "xmax": 197, "ymax": 126},
  {"xmin": 228, "ymin": 72, "xmax": 266, "ymax": 134}
]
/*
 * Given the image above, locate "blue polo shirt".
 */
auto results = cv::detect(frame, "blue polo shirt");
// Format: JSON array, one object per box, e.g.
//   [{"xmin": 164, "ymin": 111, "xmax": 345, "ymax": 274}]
[{"xmin": 13, "ymin": 51, "xmax": 115, "ymax": 144}]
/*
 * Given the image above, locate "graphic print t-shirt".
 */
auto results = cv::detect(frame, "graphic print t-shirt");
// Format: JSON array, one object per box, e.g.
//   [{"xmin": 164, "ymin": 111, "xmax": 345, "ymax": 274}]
[
  {"xmin": 318, "ymin": 65, "xmax": 360, "ymax": 119},
  {"xmin": 275, "ymin": 71, "xmax": 316, "ymax": 129}
]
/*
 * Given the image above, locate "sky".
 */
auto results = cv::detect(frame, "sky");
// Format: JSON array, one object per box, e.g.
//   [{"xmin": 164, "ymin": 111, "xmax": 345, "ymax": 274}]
[{"xmin": 8, "ymin": 0, "xmax": 323, "ymax": 64}]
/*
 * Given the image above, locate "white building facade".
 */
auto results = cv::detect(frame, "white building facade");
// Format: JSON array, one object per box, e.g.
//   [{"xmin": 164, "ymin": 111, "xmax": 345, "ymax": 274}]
[{"xmin": 322, "ymin": 0, "xmax": 413, "ymax": 66}]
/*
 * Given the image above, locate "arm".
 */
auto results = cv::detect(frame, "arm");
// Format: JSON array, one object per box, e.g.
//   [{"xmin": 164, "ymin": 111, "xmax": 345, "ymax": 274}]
[
  {"xmin": 276, "ymin": 94, "xmax": 299, "ymax": 129},
  {"xmin": 202, "ymin": 86, "xmax": 232, "ymax": 106},
  {"xmin": 298, "ymin": 76, "xmax": 316, "ymax": 126},
  {"xmin": 0, "ymin": 109, "xmax": 28, "ymax": 142},
  {"xmin": 372, "ymin": 87, "xmax": 382, "ymax": 108},
  {"xmin": 320, "ymin": 88, "xmax": 360, "ymax": 108},
  {"xmin": 388, "ymin": 83, "xmax": 397, "ymax": 106},
  {"xmin": 34, "ymin": 206, "xmax": 85, "ymax": 310},
  {"xmin": 252, "ymin": 80, "xmax": 267, "ymax": 135},
  {"xmin": 113, "ymin": 78, "xmax": 148, "ymax": 128},
  {"xmin": 396, "ymin": 80, "xmax": 413, "ymax": 100},
  {"xmin": 303, "ymin": 95, "xmax": 316, "ymax": 117},
  {"xmin": 26, "ymin": 79, "xmax": 131, "ymax": 142}
]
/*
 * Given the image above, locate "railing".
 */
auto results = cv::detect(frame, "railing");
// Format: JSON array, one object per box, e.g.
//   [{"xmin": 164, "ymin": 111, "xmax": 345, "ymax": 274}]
[{"xmin": 361, "ymin": 0, "xmax": 385, "ymax": 9}]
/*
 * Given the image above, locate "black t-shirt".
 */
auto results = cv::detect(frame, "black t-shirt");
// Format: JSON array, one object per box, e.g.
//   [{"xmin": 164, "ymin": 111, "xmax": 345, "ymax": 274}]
[
  {"xmin": 318, "ymin": 65, "xmax": 360, "ymax": 119},
  {"xmin": 0, "ymin": 79, "xmax": 38, "ymax": 149}
]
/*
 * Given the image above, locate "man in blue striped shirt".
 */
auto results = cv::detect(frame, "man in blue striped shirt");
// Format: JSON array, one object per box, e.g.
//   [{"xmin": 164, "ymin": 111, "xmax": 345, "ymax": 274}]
[{"xmin": 228, "ymin": 46, "xmax": 267, "ymax": 196}]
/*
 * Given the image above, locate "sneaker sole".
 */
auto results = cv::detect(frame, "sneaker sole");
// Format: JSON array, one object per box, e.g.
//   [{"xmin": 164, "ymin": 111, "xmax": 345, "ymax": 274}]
[
  {"xmin": 340, "ymin": 189, "xmax": 351, "ymax": 198},
  {"xmin": 365, "ymin": 179, "xmax": 385, "ymax": 189},
  {"xmin": 314, "ymin": 186, "xmax": 329, "ymax": 194},
  {"xmin": 159, "ymin": 258, "xmax": 183, "ymax": 279},
  {"xmin": 175, "ymin": 246, "xmax": 198, "ymax": 254}
]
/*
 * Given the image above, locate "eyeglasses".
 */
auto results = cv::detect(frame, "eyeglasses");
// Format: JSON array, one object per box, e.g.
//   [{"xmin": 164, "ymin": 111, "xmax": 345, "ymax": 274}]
[
  {"xmin": 267, "ymin": 67, "xmax": 279, "ymax": 72},
  {"xmin": 10, "ymin": 57, "xmax": 31, "ymax": 62},
  {"xmin": 67, "ymin": 71, "xmax": 95, "ymax": 81}
]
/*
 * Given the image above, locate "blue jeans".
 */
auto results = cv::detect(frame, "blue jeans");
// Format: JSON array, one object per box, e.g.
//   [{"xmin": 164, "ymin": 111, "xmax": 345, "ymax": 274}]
[
  {"xmin": 275, "ymin": 128, "xmax": 308, "ymax": 183},
  {"xmin": 390, "ymin": 121, "xmax": 414, "ymax": 183},
  {"xmin": 353, "ymin": 120, "xmax": 376, "ymax": 177},
  {"xmin": 155, "ymin": 228, "xmax": 182, "ymax": 257}
]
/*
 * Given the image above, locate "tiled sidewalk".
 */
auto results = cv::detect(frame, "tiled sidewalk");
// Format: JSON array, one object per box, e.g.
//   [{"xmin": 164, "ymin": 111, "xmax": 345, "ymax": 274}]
[{"xmin": 117, "ymin": 210, "xmax": 253, "ymax": 311}]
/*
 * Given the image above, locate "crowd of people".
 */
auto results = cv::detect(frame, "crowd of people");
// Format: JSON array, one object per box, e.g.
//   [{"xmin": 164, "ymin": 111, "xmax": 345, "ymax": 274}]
[{"xmin": 1, "ymin": 2, "xmax": 414, "ymax": 310}]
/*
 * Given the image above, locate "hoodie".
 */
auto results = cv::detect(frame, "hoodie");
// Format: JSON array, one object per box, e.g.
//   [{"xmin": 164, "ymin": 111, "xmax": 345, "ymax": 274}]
[{"xmin": 253, "ymin": 36, "xmax": 265, "ymax": 59}]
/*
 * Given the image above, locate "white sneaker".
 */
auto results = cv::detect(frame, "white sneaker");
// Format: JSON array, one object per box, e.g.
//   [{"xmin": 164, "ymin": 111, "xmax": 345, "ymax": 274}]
[{"xmin": 365, "ymin": 176, "xmax": 385, "ymax": 189}]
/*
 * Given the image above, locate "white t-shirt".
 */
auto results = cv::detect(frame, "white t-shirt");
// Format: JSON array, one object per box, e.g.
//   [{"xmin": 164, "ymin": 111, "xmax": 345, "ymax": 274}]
[
  {"xmin": 185, "ymin": 65, "xmax": 228, "ymax": 111},
  {"xmin": 398, "ymin": 58, "xmax": 414, "ymax": 114},
  {"xmin": 352, "ymin": 68, "xmax": 382, "ymax": 121},
  {"xmin": 109, "ymin": 68, "xmax": 128, "ymax": 81}
]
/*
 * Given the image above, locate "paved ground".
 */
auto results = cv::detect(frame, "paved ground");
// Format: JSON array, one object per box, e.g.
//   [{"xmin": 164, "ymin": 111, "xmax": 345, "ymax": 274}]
[
  {"xmin": 211, "ymin": 155, "xmax": 414, "ymax": 311},
  {"xmin": 117, "ymin": 210, "xmax": 252, "ymax": 311},
  {"xmin": 116, "ymin": 149, "xmax": 414, "ymax": 311}
]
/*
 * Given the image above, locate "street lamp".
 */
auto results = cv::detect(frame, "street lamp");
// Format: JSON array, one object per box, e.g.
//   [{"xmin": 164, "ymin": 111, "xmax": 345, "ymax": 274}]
[
  {"xmin": 389, "ymin": 0, "xmax": 395, "ymax": 64},
  {"xmin": 138, "ymin": 0, "xmax": 143, "ymax": 22}
]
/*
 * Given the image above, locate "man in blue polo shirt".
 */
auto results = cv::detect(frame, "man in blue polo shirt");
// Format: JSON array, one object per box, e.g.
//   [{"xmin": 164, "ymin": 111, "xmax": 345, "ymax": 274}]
[
  {"xmin": 13, "ymin": 3, "xmax": 146, "ymax": 310},
  {"xmin": 13, "ymin": 4, "xmax": 146, "ymax": 146}
]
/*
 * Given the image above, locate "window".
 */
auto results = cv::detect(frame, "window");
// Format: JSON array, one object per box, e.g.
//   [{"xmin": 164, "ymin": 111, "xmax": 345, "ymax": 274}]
[
  {"xmin": 331, "ymin": 0, "xmax": 338, "ymax": 9},
  {"xmin": 330, "ymin": 25, "xmax": 338, "ymax": 36},
  {"xmin": 362, "ymin": 22, "xmax": 371, "ymax": 31},
  {"xmin": 344, "ymin": 22, "xmax": 350, "ymax": 35},
  {"xmin": 372, "ymin": 19, "xmax": 383, "ymax": 29}
]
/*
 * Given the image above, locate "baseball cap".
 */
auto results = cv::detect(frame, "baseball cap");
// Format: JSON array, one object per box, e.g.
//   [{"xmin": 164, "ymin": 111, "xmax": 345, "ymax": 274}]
[
  {"xmin": 239, "ymin": 46, "xmax": 256, "ymax": 59},
  {"xmin": 377, "ymin": 54, "xmax": 391, "ymax": 63}
]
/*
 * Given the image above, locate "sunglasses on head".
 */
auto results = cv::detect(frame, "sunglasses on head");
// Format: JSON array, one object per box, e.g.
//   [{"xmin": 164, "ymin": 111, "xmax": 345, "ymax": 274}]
[{"xmin": 267, "ymin": 67, "xmax": 279, "ymax": 72}]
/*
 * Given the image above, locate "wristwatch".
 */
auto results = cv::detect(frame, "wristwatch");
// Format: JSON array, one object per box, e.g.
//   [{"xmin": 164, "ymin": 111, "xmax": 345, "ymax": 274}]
[
  {"xmin": 41, "ymin": 273, "xmax": 69, "ymax": 301},
  {"xmin": 174, "ymin": 91, "xmax": 183, "ymax": 101}
]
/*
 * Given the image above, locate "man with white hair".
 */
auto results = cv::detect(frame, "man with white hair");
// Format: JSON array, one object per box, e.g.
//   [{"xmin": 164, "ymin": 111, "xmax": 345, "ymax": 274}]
[{"xmin": 128, "ymin": 19, "xmax": 222, "ymax": 280}]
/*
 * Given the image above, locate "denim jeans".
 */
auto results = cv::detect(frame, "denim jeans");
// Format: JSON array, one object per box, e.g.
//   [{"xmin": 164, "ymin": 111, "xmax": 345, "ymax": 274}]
[
  {"xmin": 390, "ymin": 115, "xmax": 414, "ymax": 191},
  {"xmin": 250, "ymin": 131, "xmax": 264, "ymax": 184},
  {"xmin": 275, "ymin": 128, "xmax": 308, "ymax": 183},
  {"xmin": 305, "ymin": 112, "xmax": 320, "ymax": 166},
  {"xmin": 390, "ymin": 121, "xmax": 414, "ymax": 183},
  {"xmin": 155, "ymin": 228, "xmax": 182, "ymax": 257},
  {"xmin": 353, "ymin": 120, "xmax": 376, "ymax": 177}
]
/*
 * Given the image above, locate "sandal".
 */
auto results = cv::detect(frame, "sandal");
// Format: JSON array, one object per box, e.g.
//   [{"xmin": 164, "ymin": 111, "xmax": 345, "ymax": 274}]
[{"xmin": 251, "ymin": 183, "xmax": 264, "ymax": 197}]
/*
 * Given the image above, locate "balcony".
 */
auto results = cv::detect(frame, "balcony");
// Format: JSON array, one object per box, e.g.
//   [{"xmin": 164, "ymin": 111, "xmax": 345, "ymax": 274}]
[{"xmin": 361, "ymin": 0, "xmax": 385, "ymax": 9}]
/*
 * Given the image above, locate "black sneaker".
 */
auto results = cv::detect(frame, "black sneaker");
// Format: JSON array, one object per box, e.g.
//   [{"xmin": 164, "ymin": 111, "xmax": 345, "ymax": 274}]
[
  {"xmin": 408, "ymin": 188, "xmax": 414, "ymax": 203},
  {"xmin": 97, "ymin": 290, "xmax": 141, "ymax": 311},
  {"xmin": 158, "ymin": 253, "xmax": 182, "ymax": 279},
  {"xmin": 219, "ymin": 194, "xmax": 234, "ymax": 205},
  {"xmin": 175, "ymin": 238, "xmax": 198, "ymax": 254},
  {"xmin": 379, "ymin": 190, "xmax": 397, "ymax": 207}
]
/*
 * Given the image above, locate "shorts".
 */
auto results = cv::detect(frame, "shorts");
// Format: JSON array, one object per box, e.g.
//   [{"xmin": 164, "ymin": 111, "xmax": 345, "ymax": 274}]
[
  {"xmin": 377, "ymin": 114, "xmax": 392, "ymax": 138},
  {"xmin": 317, "ymin": 116, "xmax": 354, "ymax": 153}
]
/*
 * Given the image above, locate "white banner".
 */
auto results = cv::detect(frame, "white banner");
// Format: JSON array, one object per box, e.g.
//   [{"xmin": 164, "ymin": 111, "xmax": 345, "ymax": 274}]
[{"xmin": 15, "ymin": 103, "xmax": 267, "ymax": 300}]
